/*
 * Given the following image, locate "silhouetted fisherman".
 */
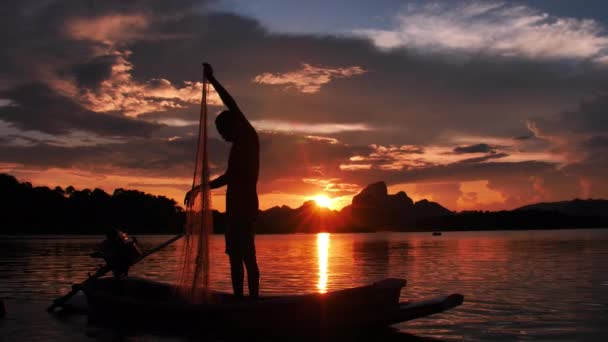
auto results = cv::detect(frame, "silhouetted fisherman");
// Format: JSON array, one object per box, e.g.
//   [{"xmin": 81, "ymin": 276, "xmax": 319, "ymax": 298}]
[{"xmin": 187, "ymin": 63, "xmax": 260, "ymax": 298}]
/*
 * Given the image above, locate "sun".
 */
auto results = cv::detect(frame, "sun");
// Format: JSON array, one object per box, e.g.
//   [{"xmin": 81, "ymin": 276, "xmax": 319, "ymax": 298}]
[{"xmin": 313, "ymin": 194, "xmax": 333, "ymax": 209}]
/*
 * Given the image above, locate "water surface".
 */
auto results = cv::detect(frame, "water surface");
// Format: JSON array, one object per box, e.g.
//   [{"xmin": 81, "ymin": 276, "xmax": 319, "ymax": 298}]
[{"xmin": 1, "ymin": 229, "xmax": 608, "ymax": 340}]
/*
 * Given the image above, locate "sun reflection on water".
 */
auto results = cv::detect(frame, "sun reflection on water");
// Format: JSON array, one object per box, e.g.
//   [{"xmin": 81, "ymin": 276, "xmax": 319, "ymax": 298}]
[{"xmin": 317, "ymin": 232, "xmax": 330, "ymax": 293}]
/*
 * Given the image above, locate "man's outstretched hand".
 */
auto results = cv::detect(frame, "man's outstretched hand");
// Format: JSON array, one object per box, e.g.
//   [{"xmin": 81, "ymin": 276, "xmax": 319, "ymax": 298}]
[
  {"xmin": 184, "ymin": 186, "xmax": 201, "ymax": 206},
  {"xmin": 203, "ymin": 63, "xmax": 214, "ymax": 79}
]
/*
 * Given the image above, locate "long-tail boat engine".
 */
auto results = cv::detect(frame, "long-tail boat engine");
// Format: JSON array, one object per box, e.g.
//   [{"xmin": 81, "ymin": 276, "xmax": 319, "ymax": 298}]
[{"xmin": 91, "ymin": 229, "xmax": 142, "ymax": 278}]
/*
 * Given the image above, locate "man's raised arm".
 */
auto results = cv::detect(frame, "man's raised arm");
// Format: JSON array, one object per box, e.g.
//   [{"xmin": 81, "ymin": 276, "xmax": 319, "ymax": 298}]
[{"xmin": 203, "ymin": 63, "xmax": 247, "ymax": 123}]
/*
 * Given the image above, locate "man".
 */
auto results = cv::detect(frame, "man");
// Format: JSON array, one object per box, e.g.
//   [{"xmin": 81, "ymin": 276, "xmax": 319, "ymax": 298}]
[{"xmin": 199, "ymin": 63, "xmax": 260, "ymax": 298}]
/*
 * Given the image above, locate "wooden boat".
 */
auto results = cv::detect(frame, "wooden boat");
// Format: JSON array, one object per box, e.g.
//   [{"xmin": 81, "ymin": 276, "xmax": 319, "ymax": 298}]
[{"xmin": 81, "ymin": 277, "xmax": 463, "ymax": 338}]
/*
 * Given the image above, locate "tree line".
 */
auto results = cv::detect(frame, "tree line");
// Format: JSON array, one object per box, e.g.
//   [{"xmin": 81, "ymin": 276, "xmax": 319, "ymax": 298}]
[{"xmin": 0, "ymin": 173, "xmax": 185, "ymax": 235}]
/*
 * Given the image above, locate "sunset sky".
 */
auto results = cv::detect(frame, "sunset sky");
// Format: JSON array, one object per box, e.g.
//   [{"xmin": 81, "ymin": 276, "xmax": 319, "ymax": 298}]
[{"xmin": 2, "ymin": 0, "xmax": 608, "ymax": 212}]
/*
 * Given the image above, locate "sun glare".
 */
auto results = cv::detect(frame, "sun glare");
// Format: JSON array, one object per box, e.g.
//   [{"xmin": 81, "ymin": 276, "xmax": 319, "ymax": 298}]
[
  {"xmin": 317, "ymin": 233, "xmax": 330, "ymax": 293},
  {"xmin": 313, "ymin": 195, "xmax": 332, "ymax": 209}
]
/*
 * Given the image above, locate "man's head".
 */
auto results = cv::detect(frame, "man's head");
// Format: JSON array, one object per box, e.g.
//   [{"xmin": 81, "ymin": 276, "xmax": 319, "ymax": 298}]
[{"xmin": 215, "ymin": 110, "xmax": 239, "ymax": 142}]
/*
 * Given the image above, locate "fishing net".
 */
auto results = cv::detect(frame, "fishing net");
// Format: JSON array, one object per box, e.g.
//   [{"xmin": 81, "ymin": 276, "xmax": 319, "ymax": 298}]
[{"xmin": 176, "ymin": 73, "xmax": 213, "ymax": 302}]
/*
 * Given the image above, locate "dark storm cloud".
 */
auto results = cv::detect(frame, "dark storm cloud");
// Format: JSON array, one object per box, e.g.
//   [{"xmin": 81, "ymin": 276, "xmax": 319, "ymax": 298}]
[
  {"xmin": 527, "ymin": 91, "xmax": 608, "ymax": 198},
  {"xmin": 528, "ymin": 91, "xmax": 608, "ymax": 160},
  {"xmin": 71, "ymin": 55, "xmax": 118, "ymax": 90},
  {"xmin": 0, "ymin": 83, "xmax": 161, "ymax": 136},
  {"xmin": 551, "ymin": 93, "xmax": 608, "ymax": 135},
  {"xmin": 453, "ymin": 143, "xmax": 494, "ymax": 154}
]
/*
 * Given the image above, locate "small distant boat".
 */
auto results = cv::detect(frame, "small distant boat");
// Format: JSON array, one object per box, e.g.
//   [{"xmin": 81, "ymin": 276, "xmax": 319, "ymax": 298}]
[
  {"xmin": 81, "ymin": 277, "xmax": 463, "ymax": 338},
  {"xmin": 432, "ymin": 232, "xmax": 442, "ymax": 236}
]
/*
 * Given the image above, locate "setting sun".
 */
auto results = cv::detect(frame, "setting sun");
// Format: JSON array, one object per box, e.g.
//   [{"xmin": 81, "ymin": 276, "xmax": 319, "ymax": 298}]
[{"xmin": 313, "ymin": 195, "xmax": 333, "ymax": 209}]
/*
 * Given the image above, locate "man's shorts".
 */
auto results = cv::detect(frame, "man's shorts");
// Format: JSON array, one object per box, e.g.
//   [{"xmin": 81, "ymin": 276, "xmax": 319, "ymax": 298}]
[{"xmin": 225, "ymin": 217, "xmax": 256, "ymax": 258}]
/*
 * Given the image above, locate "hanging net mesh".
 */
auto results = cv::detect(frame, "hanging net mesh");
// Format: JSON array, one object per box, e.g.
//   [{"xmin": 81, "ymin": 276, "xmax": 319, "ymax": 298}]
[{"xmin": 176, "ymin": 74, "xmax": 213, "ymax": 302}]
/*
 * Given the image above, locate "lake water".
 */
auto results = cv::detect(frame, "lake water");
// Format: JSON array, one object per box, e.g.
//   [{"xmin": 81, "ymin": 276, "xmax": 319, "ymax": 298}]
[{"xmin": 1, "ymin": 230, "xmax": 608, "ymax": 341}]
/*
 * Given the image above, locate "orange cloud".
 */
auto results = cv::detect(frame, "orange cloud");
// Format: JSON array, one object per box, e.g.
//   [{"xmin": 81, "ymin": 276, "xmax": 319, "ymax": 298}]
[
  {"xmin": 252, "ymin": 119, "xmax": 373, "ymax": 134},
  {"xmin": 52, "ymin": 49, "xmax": 222, "ymax": 118},
  {"xmin": 60, "ymin": 15, "xmax": 222, "ymax": 119},
  {"xmin": 389, "ymin": 180, "xmax": 505, "ymax": 211},
  {"xmin": 339, "ymin": 164, "xmax": 372, "ymax": 171},
  {"xmin": 65, "ymin": 14, "xmax": 149, "ymax": 45},
  {"xmin": 456, "ymin": 180, "xmax": 505, "ymax": 210},
  {"xmin": 301, "ymin": 177, "xmax": 360, "ymax": 195},
  {"xmin": 253, "ymin": 63, "xmax": 366, "ymax": 93},
  {"xmin": 305, "ymin": 135, "xmax": 339, "ymax": 144}
]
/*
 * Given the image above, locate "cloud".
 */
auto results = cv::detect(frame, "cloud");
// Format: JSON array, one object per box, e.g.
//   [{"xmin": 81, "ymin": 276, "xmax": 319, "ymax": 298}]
[
  {"xmin": 524, "ymin": 91, "xmax": 608, "ymax": 198},
  {"xmin": 305, "ymin": 135, "xmax": 339, "ymax": 144},
  {"xmin": 388, "ymin": 180, "xmax": 508, "ymax": 211},
  {"xmin": 340, "ymin": 143, "xmax": 515, "ymax": 172},
  {"xmin": 0, "ymin": 83, "xmax": 162, "ymax": 137},
  {"xmin": 356, "ymin": 1, "xmax": 608, "ymax": 62},
  {"xmin": 65, "ymin": 49, "xmax": 222, "ymax": 118},
  {"xmin": 65, "ymin": 46, "xmax": 226, "ymax": 121},
  {"xmin": 525, "ymin": 92, "xmax": 608, "ymax": 166},
  {"xmin": 5, "ymin": 1, "xmax": 600, "ymax": 142},
  {"xmin": 453, "ymin": 143, "xmax": 494, "ymax": 154},
  {"xmin": 71, "ymin": 55, "xmax": 118, "ymax": 89},
  {"xmin": 0, "ymin": 3, "xmax": 219, "ymax": 120},
  {"xmin": 458, "ymin": 152, "xmax": 508, "ymax": 164},
  {"xmin": 65, "ymin": 14, "xmax": 149, "ymax": 45},
  {"xmin": 251, "ymin": 119, "xmax": 374, "ymax": 134},
  {"xmin": 339, "ymin": 164, "xmax": 372, "ymax": 171},
  {"xmin": 301, "ymin": 177, "xmax": 361, "ymax": 197},
  {"xmin": 258, "ymin": 131, "xmax": 372, "ymax": 181},
  {"xmin": 413, "ymin": 182, "xmax": 463, "ymax": 209},
  {"xmin": 253, "ymin": 63, "xmax": 366, "ymax": 93},
  {"xmin": 0, "ymin": 120, "xmax": 124, "ymax": 148}
]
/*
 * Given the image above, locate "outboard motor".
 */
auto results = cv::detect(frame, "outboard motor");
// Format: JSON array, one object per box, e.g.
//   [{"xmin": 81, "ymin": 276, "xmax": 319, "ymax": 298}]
[{"xmin": 91, "ymin": 229, "xmax": 142, "ymax": 278}]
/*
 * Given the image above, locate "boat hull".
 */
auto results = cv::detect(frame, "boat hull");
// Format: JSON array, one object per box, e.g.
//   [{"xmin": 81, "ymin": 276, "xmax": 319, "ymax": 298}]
[{"xmin": 82, "ymin": 277, "xmax": 462, "ymax": 337}]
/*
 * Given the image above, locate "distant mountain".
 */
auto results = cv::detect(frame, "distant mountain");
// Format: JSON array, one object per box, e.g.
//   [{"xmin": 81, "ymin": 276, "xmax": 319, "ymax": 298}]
[
  {"xmin": 350, "ymin": 181, "xmax": 451, "ymax": 229},
  {"xmin": 515, "ymin": 199, "xmax": 608, "ymax": 218},
  {"xmin": 252, "ymin": 200, "xmax": 344, "ymax": 234},
  {"xmin": 219, "ymin": 181, "xmax": 453, "ymax": 233}
]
